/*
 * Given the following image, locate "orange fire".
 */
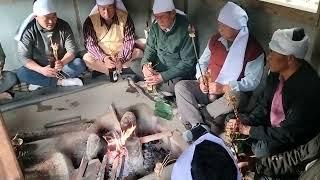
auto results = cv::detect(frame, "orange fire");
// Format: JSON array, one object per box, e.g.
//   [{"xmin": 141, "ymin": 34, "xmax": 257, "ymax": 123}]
[
  {"xmin": 103, "ymin": 124, "xmax": 136, "ymax": 152},
  {"xmin": 102, "ymin": 124, "xmax": 136, "ymax": 179}
]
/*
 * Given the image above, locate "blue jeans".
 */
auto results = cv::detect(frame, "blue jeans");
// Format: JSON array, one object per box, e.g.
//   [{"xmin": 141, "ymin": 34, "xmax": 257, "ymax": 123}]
[{"xmin": 17, "ymin": 58, "xmax": 86, "ymax": 87}]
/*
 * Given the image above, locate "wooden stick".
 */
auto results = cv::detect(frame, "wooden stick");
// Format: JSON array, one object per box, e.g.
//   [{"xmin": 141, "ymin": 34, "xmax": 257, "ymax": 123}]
[
  {"xmin": 0, "ymin": 114, "xmax": 23, "ymax": 179},
  {"xmin": 44, "ymin": 116, "xmax": 82, "ymax": 128},
  {"xmin": 127, "ymin": 78, "xmax": 144, "ymax": 96},
  {"xmin": 110, "ymin": 155, "xmax": 120, "ymax": 180},
  {"xmin": 109, "ymin": 104, "xmax": 119, "ymax": 121},
  {"xmin": 20, "ymin": 123, "xmax": 91, "ymax": 143},
  {"xmin": 117, "ymin": 154, "xmax": 126, "ymax": 180},
  {"xmin": 139, "ymin": 131, "xmax": 173, "ymax": 144},
  {"xmin": 109, "ymin": 104, "xmax": 122, "ymax": 133},
  {"xmin": 76, "ymin": 157, "xmax": 89, "ymax": 180},
  {"xmin": 127, "ymin": 77, "xmax": 155, "ymax": 101},
  {"xmin": 96, "ymin": 154, "xmax": 108, "ymax": 180}
]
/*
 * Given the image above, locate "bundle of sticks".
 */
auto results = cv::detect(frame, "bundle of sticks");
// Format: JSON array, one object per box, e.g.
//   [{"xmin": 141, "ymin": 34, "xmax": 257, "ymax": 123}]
[
  {"xmin": 225, "ymin": 91, "xmax": 241, "ymax": 141},
  {"xmin": 225, "ymin": 90, "xmax": 242, "ymax": 159},
  {"xmin": 47, "ymin": 34, "xmax": 69, "ymax": 79}
]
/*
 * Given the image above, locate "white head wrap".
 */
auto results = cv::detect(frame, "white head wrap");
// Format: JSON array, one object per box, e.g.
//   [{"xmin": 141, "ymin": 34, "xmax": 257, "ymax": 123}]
[
  {"xmin": 89, "ymin": 0, "xmax": 127, "ymax": 15},
  {"xmin": 96, "ymin": 0, "xmax": 114, "ymax": 6},
  {"xmin": 33, "ymin": 0, "xmax": 56, "ymax": 16},
  {"xmin": 171, "ymin": 133, "xmax": 242, "ymax": 180},
  {"xmin": 15, "ymin": 0, "xmax": 56, "ymax": 41},
  {"xmin": 215, "ymin": 2, "xmax": 249, "ymax": 85},
  {"xmin": 269, "ymin": 28, "xmax": 309, "ymax": 59},
  {"xmin": 153, "ymin": 0, "xmax": 175, "ymax": 14}
]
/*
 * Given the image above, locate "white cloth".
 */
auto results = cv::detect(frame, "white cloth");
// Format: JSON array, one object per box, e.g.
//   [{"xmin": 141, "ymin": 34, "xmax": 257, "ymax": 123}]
[
  {"xmin": 152, "ymin": 0, "xmax": 175, "ymax": 14},
  {"xmin": 33, "ymin": 0, "xmax": 56, "ymax": 16},
  {"xmin": 171, "ymin": 133, "xmax": 242, "ymax": 180},
  {"xmin": 96, "ymin": 0, "xmax": 114, "ymax": 6},
  {"xmin": 196, "ymin": 39, "xmax": 264, "ymax": 92},
  {"xmin": 61, "ymin": 78, "xmax": 83, "ymax": 86},
  {"xmin": 90, "ymin": 0, "xmax": 127, "ymax": 15},
  {"xmin": 269, "ymin": 28, "xmax": 309, "ymax": 59},
  {"xmin": 152, "ymin": 9, "xmax": 186, "ymax": 24},
  {"xmin": 28, "ymin": 84, "xmax": 42, "ymax": 91},
  {"xmin": 215, "ymin": 2, "xmax": 249, "ymax": 85},
  {"xmin": 175, "ymin": 9, "xmax": 186, "ymax": 16},
  {"xmin": 15, "ymin": 0, "xmax": 56, "ymax": 41}
]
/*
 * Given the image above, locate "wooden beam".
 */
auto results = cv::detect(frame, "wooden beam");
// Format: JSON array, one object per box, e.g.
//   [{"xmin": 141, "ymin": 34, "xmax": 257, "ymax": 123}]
[
  {"xmin": 0, "ymin": 114, "xmax": 23, "ymax": 179},
  {"xmin": 76, "ymin": 157, "xmax": 89, "ymax": 180},
  {"xmin": 242, "ymin": 0, "xmax": 319, "ymax": 26},
  {"xmin": 139, "ymin": 131, "xmax": 173, "ymax": 144}
]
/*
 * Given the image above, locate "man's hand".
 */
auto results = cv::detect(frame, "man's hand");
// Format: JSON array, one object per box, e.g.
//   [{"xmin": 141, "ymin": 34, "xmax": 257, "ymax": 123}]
[
  {"xmin": 223, "ymin": 84, "xmax": 231, "ymax": 94},
  {"xmin": 103, "ymin": 56, "xmax": 116, "ymax": 69},
  {"xmin": 239, "ymin": 124, "xmax": 251, "ymax": 136},
  {"xmin": 226, "ymin": 119, "xmax": 251, "ymax": 136},
  {"xmin": 54, "ymin": 60, "xmax": 64, "ymax": 71},
  {"xmin": 115, "ymin": 59, "xmax": 123, "ymax": 71},
  {"xmin": 209, "ymin": 82, "xmax": 225, "ymax": 95},
  {"xmin": 40, "ymin": 65, "xmax": 57, "ymax": 77},
  {"xmin": 144, "ymin": 73, "xmax": 163, "ymax": 85},
  {"xmin": 199, "ymin": 77, "xmax": 209, "ymax": 93},
  {"xmin": 142, "ymin": 64, "xmax": 155, "ymax": 78},
  {"xmin": 237, "ymin": 154, "xmax": 256, "ymax": 175}
]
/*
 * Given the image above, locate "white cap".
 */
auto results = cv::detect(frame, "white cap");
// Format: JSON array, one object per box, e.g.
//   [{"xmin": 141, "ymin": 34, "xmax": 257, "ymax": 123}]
[
  {"xmin": 153, "ymin": 0, "xmax": 175, "ymax": 14},
  {"xmin": 269, "ymin": 28, "xmax": 309, "ymax": 59},
  {"xmin": 218, "ymin": 2, "xmax": 248, "ymax": 30},
  {"xmin": 96, "ymin": 0, "xmax": 115, "ymax": 6},
  {"xmin": 33, "ymin": 0, "xmax": 56, "ymax": 16}
]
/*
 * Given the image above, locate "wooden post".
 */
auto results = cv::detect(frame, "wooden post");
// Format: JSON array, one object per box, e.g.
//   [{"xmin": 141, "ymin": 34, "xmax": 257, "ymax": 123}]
[
  {"xmin": 0, "ymin": 113, "xmax": 23, "ymax": 179},
  {"xmin": 139, "ymin": 131, "xmax": 173, "ymax": 144}
]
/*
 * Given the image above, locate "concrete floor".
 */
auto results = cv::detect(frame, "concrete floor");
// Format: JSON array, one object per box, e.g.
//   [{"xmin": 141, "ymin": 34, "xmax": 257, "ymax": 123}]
[{"xmin": 2, "ymin": 79, "xmax": 176, "ymax": 135}]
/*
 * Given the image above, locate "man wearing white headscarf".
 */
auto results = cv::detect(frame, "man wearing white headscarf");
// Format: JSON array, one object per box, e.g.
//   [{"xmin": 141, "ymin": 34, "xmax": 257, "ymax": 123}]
[
  {"xmin": 226, "ymin": 28, "xmax": 320, "ymax": 157},
  {"xmin": 171, "ymin": 133, "xmax": 242, "ymax": 180},
  {"xmin": 16, "ymin": 0, "xmax": 86, "ymax": 90},
  {"xmin": 175, "ymin": 2, "xmax": 264, "ymax": 140},
  {"xmin": 83, "ymin": 0, "xmax": 143, "ymax": 78},
  {"xmin": 138, "ymin": 0, "xmax": 196, "ymax": 93}
]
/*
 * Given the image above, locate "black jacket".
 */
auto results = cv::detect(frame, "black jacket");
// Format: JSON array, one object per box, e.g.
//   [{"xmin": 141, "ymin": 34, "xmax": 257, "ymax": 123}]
[
  {"xmin": 256, "ymin": 132, "xmax": 320, "ymax": 180},
  {"xmin": 242, "ymin": 60, "xmax": 320, "ymax": 154}
]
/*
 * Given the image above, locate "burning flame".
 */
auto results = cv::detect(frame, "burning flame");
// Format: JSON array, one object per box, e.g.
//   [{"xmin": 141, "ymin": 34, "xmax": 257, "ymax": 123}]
[
  {"xmin": 102, "ymin": 124, "xmax": 136, "ymax": 179},
  {"xmin": 120, "ymin": 125, "xmax": 136, "ymax": 146},
  {"xmin": 104, "ymin": 124, "xmax": 136, "ymax": 152}
]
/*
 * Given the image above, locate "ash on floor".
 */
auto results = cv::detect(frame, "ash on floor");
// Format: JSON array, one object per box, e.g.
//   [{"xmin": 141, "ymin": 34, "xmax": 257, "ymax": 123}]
[{"xmin": 142, "ymin": 141, "xmax": 170, "ymax": 174}]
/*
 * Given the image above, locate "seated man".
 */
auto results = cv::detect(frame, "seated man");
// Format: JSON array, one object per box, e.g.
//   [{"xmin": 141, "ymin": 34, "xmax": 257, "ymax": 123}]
[
  {"xmin": 139, "ymin": 0, "xmax": 196, "ymax": 93},
  {"xmin": 83, "ymin": 0, "xmax": 143, "ymax": 80},
  {"xmin": 226, "ymin": 28, "xmax": 320, "ymax": 157},
  {"xmin": 238, "ymin": 132, "xmax": 320, "ymax": 180},
  {"xmin": 175, "ymin": 2, "xmax": 264, "ymax": 139},
  {"xmin": 16, "ymin": 0, "xmax": 86, "ymax": 90},
  {"xmin": 172, "ymin": 133, "xmax": 242, "ymax": 180}
]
